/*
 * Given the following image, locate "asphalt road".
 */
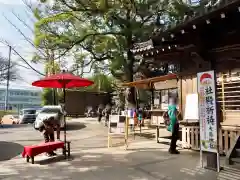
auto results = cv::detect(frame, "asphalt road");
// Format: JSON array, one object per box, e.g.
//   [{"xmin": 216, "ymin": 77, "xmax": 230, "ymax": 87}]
[{"xmin": 0, "ymin": 118, "xmax": 237, "ymax": 180}]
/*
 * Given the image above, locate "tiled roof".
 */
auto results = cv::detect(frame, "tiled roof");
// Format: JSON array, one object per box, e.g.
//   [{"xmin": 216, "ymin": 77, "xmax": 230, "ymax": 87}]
[
  {"xmin": 131, "ymin": 0, "xmax": 240, "ymax": 54},
  {"xmin": 131, "ymin": 40, "xmax": 154, "ymax": 53}
]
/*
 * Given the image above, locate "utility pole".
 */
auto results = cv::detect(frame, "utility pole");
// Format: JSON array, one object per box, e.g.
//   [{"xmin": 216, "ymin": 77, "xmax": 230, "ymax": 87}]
[{"xmin": 4, "ymin": 45, "xmax": 11, "ymax": 111}]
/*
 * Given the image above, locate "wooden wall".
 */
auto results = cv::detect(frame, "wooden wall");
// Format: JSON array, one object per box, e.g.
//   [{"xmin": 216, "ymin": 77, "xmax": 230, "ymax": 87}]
[
  {"xmin": 65, "ymin": 91, "xmax": 111, "ymax": 116},
  {"xmin": 178, "ymin": 75, "xmax": 197, "ymax": 115},
  {"xmin": 178, "ymin": 70, "xmax": 240, "ymax": 125}
]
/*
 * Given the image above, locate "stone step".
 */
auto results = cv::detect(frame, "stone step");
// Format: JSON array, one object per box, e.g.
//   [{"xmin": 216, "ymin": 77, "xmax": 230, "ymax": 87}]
[
  {"xmin": 235, "ymin": 149, "xmax": 240, "ymax": 156},
  {"xmin": 231, "ymin": 157, "xmax": 240, "ymax": 164}
]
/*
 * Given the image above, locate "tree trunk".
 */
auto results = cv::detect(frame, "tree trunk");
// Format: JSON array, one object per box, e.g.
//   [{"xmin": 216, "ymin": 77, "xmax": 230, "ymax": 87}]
[{"xmin": 125, "ymin": 47, "xmax": 136, "ymax": 109}]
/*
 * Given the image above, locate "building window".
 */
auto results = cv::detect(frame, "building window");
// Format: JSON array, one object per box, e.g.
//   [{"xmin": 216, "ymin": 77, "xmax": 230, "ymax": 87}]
[
  {"xmin": 217, "ymin": 73, "xmax": 240, "ymax": 110},
  {"xmin": 153, "ymin": 88, "xmax": 178, "ymax": 110}
]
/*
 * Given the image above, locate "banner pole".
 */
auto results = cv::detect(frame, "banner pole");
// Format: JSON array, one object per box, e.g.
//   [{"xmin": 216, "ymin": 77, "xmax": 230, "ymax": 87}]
[
  {"xmin": 108, "ymin": 116, "xmax": 111, "ymax": 148},
  {"xmin": 200, "ymin": 149, "xmax": 203, "ymax": 168},
  {"xmin": 217, "ymin": 152, "xmax": 220, "ymax": 172},
  {"xmin": 125, "ymin": 116, "xmax": 129, "ymax": 150}
]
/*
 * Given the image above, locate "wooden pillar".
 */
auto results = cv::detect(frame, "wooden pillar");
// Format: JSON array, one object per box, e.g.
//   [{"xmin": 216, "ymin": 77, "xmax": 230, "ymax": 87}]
[
  {"xmin": 177, "ymin": 76, "xmax": 183, "ymax": 113},
  {"xmin": 150, "ymin": 83, "xmax": 154, "ymax": 110},
  {"xmin": 221, "ymin": 73, "xmax": 225, "ymax": 121}
]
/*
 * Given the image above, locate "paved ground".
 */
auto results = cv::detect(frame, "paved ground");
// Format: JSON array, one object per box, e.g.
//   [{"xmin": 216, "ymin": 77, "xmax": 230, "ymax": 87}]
[{"xmin": 0, "ymin": 118, "xmax": 239, "ymax": 180}]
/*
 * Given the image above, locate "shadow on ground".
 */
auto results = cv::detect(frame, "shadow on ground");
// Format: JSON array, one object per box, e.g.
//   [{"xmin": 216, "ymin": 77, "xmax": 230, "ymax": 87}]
[
  {"xmin": 0, "ymin": 124, "xmax": 31, "ymax": 129},
  {"xmin": 0, "ymin": 148, "xmax": 220, "ymax": 180},
  {"xmin": 66, "ymin": 122, "xmax": 86, "ymax": 131},
  {"xmin": 39, "ymin": 155, "xmax": 75, "ymax": 165},
  {"xmin": 0, "ymin": 141, "xmax": 23, "ymax": 161},
  {"xmin": 134, "ymin": 132, "xmax": 155, "ymax": 139}
]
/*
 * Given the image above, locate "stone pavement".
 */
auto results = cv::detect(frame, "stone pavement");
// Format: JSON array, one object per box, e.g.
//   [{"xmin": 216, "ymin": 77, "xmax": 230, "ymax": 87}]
[{"xmin": 0, "ymin": 118, "xmax": 239, "ymax": 180}]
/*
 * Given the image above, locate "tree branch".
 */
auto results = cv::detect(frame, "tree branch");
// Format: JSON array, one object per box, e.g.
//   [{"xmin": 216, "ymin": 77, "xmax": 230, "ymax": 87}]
[
  {"xmin": 3, "ymin": 13, "xmax": 47, "ymax": 59},
  {"xmin": 58, "ymin": 0, "xmax": 102, "ymax": 13},
  {"xmin": 11, "ymin": 10, "xmax": 34, "ymax": 33},
  {"xmin": 54, "ymin": 31, "xmax": 123, "ymax": 60},
  {"xmin": 0, "ymin": 40, "xmax": 45, "ymax": 76},
  {"xmin": 80, "ymin": 44, "xmax": 113, "ymax": 62}
]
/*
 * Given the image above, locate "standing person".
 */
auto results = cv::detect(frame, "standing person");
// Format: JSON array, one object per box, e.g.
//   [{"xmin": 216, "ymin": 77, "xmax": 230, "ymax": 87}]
[
  {"xmin": 104, "ymin": 104, "xmax": 111, "ymax": 127},
  {"xmin": 138, "ymin": 107, "xmax": 143, "ymax": 127},
  {"xmin": 97, "ymin": 104, "xmax": 104, "ymax": 123},
  {"xmin": 165, "ymin": 97, "xmax": 180, "ymax": 154},
  {"xmin": 39, "ymin": 116, "xmax": 61, "ymax": 156}
]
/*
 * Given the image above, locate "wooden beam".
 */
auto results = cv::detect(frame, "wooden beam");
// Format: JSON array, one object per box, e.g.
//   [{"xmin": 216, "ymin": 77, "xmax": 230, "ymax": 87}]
[{"xmin": 121, "ymin": 74, "xmax": 178, "ymax": 88}]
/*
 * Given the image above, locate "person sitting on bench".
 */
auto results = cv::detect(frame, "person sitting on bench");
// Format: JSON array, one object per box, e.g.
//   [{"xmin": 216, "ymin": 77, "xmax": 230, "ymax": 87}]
[{"xmin": 39, "ymin": 116, "xmax": 61, "ymax": 156}]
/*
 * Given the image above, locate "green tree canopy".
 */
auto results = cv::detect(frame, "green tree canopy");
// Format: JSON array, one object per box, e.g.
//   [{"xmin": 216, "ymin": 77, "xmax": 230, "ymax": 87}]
[
  {"xmin": 85, "ymin": 73, "xmax": 115, "ymax": 93},
  {"xmin": 33, "ymin": 0, "xmax": 190, "ymax": 106},
  {"xmin": 42, "ymin": 88, "xmax": 55, "ymax": 105}
]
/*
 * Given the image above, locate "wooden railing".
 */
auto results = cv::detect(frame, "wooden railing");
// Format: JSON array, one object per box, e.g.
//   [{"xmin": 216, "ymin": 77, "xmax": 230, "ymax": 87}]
[{"xmin": 181, "ymin": 126, "xmax": 240, "ymax": 154}]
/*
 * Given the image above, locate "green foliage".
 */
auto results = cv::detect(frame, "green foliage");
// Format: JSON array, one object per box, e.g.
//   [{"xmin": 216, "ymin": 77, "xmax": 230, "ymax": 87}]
[
  {"xmin": 167, "ymin": 0, "xmax": 193, "ymax": 24},
  {"xmin": 0, "ymin": 110, "xmax": 17, "ymax": 118},
  {"xmin": 82, "ymin": 73, "xmax": 115, "ymax": 93},
  {"xmin": 58, "ymin": 91, "xmax": 64, "ymax": 103},
  {"xmin": 42, "ymin": 88, "xmax": 57, "ymax": 105},
  {"xmin": 33, "ymin": 0, "xmax": 188, "ymax": 105},
  {"xmin": 33, "ymin": 0, "xmax": 168, "ymax": 80},
  {"xmin": 44, "ymin": 60, "xmax": 61, "ymax": 74}
]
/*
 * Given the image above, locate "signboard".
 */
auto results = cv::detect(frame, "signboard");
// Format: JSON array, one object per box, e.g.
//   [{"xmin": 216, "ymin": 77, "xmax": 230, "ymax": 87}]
[
  {"xmin": 108, "ymin": 115, "xmax": 130, "ymax": 149},
  {"xmin": 154, "ymin": 79, "xmax": 178, "ymax": 90},
  {"xmin": 151, "ymin": 115, "xmax": 164, "ymax": 125},
  {"xmin": 109, "ymin": 115, "xmax": 126, "ymax": 134},
  {"xmin": 184, "ymin": 94, "xmax": 199, "ymax": 121},
  {"xmin": 197, "ymin": 71, "xmax": 218, "ymax": 153}
]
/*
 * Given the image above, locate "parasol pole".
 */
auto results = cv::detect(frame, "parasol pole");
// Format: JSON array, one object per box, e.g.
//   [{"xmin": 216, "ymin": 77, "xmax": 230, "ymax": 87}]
[
  {"xmin": 62, "ymin": 69, "xmax": 67, "ymax": 157},
  {"xmin": 63, "ymin": 85, "xmax": 67, "ymax": 153}
]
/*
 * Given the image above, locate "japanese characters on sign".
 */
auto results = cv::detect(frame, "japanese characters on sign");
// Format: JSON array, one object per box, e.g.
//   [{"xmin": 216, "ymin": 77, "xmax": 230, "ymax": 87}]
[
  {"xmin": 109, "ymin": 115, "xmax": 126, "ymax": 134},
  {"xmin": 197, "ymin": 71, "xmax": 218, "ymax": 153}
]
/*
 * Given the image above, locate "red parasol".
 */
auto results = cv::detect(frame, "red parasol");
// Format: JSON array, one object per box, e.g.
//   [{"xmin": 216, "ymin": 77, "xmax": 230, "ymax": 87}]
[
  {"xmin": 32, "ymin": 72, "xmax": 93, "ymax": 88},
  {"xmin": 32, "ymin": 70, "xmax": 94, "ymax": 153}
]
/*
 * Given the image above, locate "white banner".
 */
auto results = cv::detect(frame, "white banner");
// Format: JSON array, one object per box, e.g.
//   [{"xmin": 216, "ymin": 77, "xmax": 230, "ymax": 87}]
[
  {"xmin": 197, "ymin": 71, "xmax": 218, "ymax": 153},
  {"xmin": 184, "ymin": 94, "xmax": 199, "ymax": 121}
]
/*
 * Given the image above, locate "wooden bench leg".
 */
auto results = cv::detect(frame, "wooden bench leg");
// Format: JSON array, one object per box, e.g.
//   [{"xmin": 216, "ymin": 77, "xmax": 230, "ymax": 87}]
[
  {"xmin": 26, "ymin": 156, "xmax": 30, "ymax": 163},
  {"xmin": 62, "ymin": 142, "xmax": 71, "ymax": 159},
  {"xmin": 156, "ymin": 126, "xmax": 160, "ymax": 143},
  {"xmin": 67, "ymin": 142, "xmax": 71, "ymax": 157},
  {"xmin": 31, "ymin": 156, "xmax": 34, "ymax": 164},
  {"xmin": 62, "ymin": 147, "xmax": 66, "ymax": 156}
]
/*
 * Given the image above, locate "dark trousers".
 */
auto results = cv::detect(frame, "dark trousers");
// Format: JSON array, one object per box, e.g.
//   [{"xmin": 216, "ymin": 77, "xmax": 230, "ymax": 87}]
[
  {"xmin": 43, "ymin": 131, "xmax": 55, "ymax": 143},
  {"xmin": 98, "ymin": 114, "xmax": 102, "ymax": 122},
  {"xmin": 43, "ymin": 130, "xmax": 55, "ymax": 155},
  {"xmin": 170, "ymin": 123, "xmax": 179, "ymax": 151},
  {"xmin": 105, "ymin": 114, "xmax": 110, "ymax": 126}
]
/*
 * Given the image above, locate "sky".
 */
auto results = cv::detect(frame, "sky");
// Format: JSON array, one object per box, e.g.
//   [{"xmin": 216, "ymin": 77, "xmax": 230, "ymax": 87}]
[
  {"xmin": 0, "ymin": 0, "xmax": 90, "ymax": 90},
  {"xmin": 0, "ymin": 0, "xmax": 46, "ymax": 88}
]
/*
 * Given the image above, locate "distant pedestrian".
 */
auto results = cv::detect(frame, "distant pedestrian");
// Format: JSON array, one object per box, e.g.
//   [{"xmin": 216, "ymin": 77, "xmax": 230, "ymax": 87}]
[
  {"xmin": 138, "ymin": 107, "xmax": 143, "ymax": 126},
  {"xmin": 97, "ymin": 104, "xmax": 104, "ymax": 123},
  {"xmin": 104, "ymin": 104, "xmax": 111, "ymax": 127},
  {"xmin": 164, "ymin": 97, "xmax": 180, "ymax": 154}
]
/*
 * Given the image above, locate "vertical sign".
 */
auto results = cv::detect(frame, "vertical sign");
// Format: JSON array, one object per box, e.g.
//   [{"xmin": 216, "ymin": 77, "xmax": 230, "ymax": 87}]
[{"xmin": 197, "ymin": 71, "xmax": 218, "ymax": 153}]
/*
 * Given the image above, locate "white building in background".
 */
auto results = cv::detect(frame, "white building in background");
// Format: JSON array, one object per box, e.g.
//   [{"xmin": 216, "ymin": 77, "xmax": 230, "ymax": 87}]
[{"xmin": 0, "ymin": 82, "xmax": 42, "ymax": 111}]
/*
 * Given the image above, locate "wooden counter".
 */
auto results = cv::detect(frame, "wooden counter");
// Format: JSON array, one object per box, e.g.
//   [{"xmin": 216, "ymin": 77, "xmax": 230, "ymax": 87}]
[{"xmin": 149, "ymin": 109, "xmax": 166, "ymax": 126}]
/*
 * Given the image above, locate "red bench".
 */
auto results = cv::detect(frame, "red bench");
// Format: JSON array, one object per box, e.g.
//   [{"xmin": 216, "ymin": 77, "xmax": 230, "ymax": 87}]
[{"xmin": 22, "ymin": 141, "xmax": 71, "ymax": 164}]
